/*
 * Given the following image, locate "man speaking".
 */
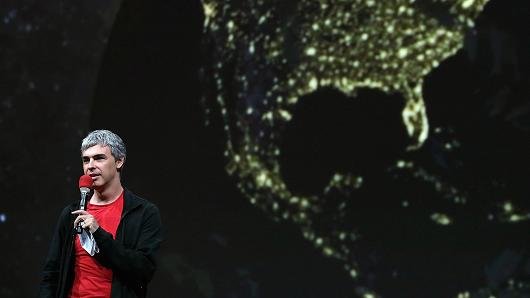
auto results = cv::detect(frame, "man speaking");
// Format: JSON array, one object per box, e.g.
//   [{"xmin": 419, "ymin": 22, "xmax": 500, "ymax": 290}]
[{"xmin": 40, "ymin": 129, "xmax": 163, "ymax": 298}]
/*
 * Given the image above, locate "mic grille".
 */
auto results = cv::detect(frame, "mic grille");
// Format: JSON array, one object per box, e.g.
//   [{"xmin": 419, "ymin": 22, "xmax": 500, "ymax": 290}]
[{"xmin": 79, "ymin": 174, "xmax": 93, "ymax": 189}]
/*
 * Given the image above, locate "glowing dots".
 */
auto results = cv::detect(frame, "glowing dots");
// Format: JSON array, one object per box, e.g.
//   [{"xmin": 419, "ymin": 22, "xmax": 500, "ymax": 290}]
[
  {"xmin": 298, "ymin": 212, "xmax": 307, "ymax": 220},
  {"xmin": 315, "ymin": 237, "xmax": 323, "ymax": 246},
  {"xmin": 431, "ymin": 213, "xmax": 452, "ymax": 225},
  {"xmin": 203, "ymin": 3, "xmax": 215, "ymax": 17},
  {"xmin": 499, "ymin": 201, "xmax": 530, "ymax": 223},
  {"xmin": 332, "ymin": 173, "xmax": 342, "ymax": 182},
  {"xmin": 278, "ymin": 109, "xmax": 292, "ymax": 121},
  {"xmin": 453, "ymin": 196, "xmax": 465, "ymax": 204},
  {"xmin": 305, "ymin": 47, "xmax": 317, "ymax": 56},
  {"xmin": 503, "ymin": 201, "xmax": 513, "ymax": 212},
  {"xmin": 256, "ymin": 171, "xmax": 270, "ymax": 188},
  {"xmin": 511, "ymin": 213, "xmax": 530, "ymax": 223},
  {"xmin": 323, "ymin": 246, "xmax": 334, "ymax": 256},
  {"xmin": 0, "ymin": 213, "xmax": 6, "ymax": 223},
  {"xmin": 397, "ymin": 48, "xmax": 408, "ymax": 58},
  {"xmin": 202, "ymin": 3, "xmax": 216, "ymax": 26},
  {"xmin": 303, "ymin": 230, "xmax": 313, "ymax": 240},
  {"xmin": 308, "ymin": 77, "xmax": 318, "ymax": 90},
  {"xmin": 402, "ymin": 96, "xmax": 428, "ymax": 142},
  {"xmin": 262, "ymin": 111, "xmax": 273, "ymax": 121},
  {"xmin": 461, "ymin": 0, "xmax": 475, "ymax": 9},
  {"xmin": 509, "ymin": 214, "xmax": 523, "ymax": 222},
  {"xmin": 202, "ymin": 0, "xmax": 491, "ymax": 294},
  {"xmin": 272, "ymin": 202, "xmax": 279, "ymax": 211},
  {"xmin": 350, "ymin": 269, "xmax": 358, "ymax": 278}
]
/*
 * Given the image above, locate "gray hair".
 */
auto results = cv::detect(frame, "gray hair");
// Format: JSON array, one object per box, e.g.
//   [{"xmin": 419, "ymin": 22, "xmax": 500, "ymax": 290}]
[{"xmin": 81, "ymin": 129, "xmax": 127, "ymax": 161}]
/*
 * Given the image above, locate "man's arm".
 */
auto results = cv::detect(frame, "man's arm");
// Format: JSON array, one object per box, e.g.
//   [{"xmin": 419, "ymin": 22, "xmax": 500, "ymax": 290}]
[
  {"xmin": 39, "ymin": 207, "xmax": 71, "ymax": 297},
  {"xmin": 92, "ymin": 203, "xmax": 163, "ymax": 284}
]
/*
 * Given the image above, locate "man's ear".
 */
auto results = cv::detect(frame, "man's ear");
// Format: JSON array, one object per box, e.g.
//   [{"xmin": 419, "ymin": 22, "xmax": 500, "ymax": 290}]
[{"xmin": 116, "ymin": 158, "xmax": 125, "ymax": 170}]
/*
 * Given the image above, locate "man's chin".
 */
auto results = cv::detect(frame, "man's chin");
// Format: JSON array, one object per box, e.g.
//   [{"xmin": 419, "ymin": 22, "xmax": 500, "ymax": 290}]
[{"xmin": 92, "ymin": 181, "xmax": 104, "ymax": 191}]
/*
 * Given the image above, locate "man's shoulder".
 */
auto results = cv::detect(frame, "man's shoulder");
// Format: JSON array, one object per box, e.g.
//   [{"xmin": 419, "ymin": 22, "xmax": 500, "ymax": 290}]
[
  {"xmin": 61, "ymin": 201, "xmax": 78, "ymax": 213},
  {"xmin": 53, "ymin": 201, "xmax": 78, "ymax": 225},
  {"xmin": 123, "ymin": 189, "xmax": 159, "ymax": 210}
]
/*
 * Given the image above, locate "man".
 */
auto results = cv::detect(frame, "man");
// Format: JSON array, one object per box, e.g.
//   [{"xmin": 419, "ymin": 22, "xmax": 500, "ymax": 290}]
[{"xmin": 40, "ymin": 129, "xmax": 163, "ymax": 297}]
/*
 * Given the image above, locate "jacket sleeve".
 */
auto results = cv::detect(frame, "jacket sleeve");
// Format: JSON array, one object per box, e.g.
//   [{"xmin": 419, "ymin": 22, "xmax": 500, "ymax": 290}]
[
  {"xmin": 39, "ymin": 206, "xmax": 72, "ymax": 298},
  {"xmin": 92, "ymin": 202, "xmax": 163, "ymax": 285}
]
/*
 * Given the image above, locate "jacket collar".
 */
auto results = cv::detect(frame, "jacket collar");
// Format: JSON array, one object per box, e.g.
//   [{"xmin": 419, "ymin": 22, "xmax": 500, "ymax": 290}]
[
  {"xmin": 122, "ymin": 188, "xmax": 144, "ymax": 214},
  {"xmin": 68, "ymin": 188, "xmax": 144, "ymax": 214}
]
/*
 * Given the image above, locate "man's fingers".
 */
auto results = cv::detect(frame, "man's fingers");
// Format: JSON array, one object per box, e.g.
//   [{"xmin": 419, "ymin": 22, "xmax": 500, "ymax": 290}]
[
  {"xmin": 72, "ymin": 210, "xmax": 89, "ymax": 226},
  {"xmin": 73, "ymin": 216, "xmax": 84, "ymax": 226}
]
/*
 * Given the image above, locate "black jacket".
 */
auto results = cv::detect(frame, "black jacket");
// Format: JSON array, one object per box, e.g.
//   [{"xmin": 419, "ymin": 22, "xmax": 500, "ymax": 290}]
[{"xmin": 39, "ymin": 189, "xmax": 163, "ymax": 298}]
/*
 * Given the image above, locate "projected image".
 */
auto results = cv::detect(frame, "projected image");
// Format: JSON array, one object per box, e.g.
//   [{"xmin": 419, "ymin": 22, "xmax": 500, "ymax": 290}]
[{"xmin": 200, "ymin": 0, "xmax": 529, "ymax": 296}]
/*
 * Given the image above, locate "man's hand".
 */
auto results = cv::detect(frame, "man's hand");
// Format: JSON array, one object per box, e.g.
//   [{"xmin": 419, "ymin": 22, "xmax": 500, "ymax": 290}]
[{"xmin": 72, "ymin": 210, "xmax": 100, "ymax": 233}]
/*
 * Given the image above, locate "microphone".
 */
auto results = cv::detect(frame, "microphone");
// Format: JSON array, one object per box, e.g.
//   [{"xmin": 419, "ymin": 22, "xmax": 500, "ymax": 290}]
[{"xmin": 76, "ymin": 174, "xmax": 94, "ymax": 234}]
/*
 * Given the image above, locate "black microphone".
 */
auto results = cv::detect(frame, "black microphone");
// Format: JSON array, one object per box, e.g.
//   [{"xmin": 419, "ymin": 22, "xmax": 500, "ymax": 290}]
[{"xmin": 75, "ymin": 174, "xmax": 93, "ymax": 234}]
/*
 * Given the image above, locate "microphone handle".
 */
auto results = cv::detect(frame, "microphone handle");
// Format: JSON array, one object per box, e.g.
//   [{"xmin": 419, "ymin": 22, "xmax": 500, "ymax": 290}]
[{"xmin": 75, "ymin": 191, "xmax": 89, "ymax": 234}]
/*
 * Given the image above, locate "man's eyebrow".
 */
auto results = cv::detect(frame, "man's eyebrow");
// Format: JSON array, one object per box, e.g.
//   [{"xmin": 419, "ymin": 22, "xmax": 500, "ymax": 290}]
[{"xmin": 82, "ymin": 153, "xmax": 107, "ymax": 159}]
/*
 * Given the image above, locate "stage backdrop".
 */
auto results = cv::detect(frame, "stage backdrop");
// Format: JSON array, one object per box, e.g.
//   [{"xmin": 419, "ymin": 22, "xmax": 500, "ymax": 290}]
[{"xmin": 0, "ymin": 0, "xmax": 528, "ymax": 297}]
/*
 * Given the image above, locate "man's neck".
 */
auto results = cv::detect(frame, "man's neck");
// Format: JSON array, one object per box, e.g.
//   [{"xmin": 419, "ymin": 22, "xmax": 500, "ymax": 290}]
[{"xmin": 91, "ymin": 181, "xmax": 124, "ymax": 205}]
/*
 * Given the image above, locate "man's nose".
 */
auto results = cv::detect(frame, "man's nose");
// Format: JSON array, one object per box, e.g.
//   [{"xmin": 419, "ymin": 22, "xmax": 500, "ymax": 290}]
[{"xmin": 87, "ymin": 159, "xmax": 95, "ymax": 168}]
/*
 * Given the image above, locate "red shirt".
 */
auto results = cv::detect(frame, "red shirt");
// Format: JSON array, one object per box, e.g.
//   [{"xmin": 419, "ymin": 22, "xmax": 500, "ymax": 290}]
[{"xmin": 69, "ymin": 191, "xmax": 124, "ymax": 298}]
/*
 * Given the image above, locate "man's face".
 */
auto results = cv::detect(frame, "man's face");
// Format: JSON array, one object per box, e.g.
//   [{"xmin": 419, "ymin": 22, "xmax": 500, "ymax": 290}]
[{"xmin": 82, "ymin": 144, "xmax": 123, "ymax": 189}]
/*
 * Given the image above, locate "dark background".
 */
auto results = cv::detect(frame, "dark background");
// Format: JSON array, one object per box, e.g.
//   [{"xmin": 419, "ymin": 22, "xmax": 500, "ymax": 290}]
[{"xmin": 0, "ymin": 0, "xmax": 529, "ymax": 297}]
